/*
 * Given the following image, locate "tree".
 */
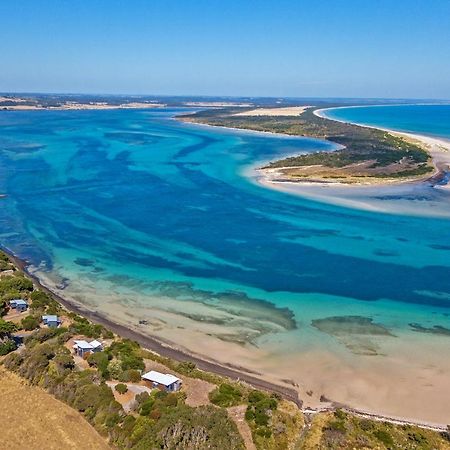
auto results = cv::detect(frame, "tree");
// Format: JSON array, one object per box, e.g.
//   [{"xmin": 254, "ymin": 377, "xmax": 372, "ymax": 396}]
[
  {"xmin": 0, "ymin": 339, "xmax": 17, "ymax": 355},
  {"xmin": 115, "ymin": 383, "xmax": 128, "ymax": 394},
  {"xmin": 0, "ymin": 319, "xmax": 17, "ymax": 337},
  {"xmin": 21, "ymin": 315, "xmax": 40, "ymax": 331},
  {"xmin": 86, "ymin": 351, "xmax": 110, "ymax": 378}
]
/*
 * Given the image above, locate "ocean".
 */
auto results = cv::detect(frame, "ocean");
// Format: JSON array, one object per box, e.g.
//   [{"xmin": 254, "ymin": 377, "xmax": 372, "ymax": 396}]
[{"xmin": 0, "ymin": 105, "xmax": 449, "ymax": 422}]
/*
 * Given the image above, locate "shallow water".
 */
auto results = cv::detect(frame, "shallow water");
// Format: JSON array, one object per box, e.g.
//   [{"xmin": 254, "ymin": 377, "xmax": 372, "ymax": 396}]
[{"xmin": 0, "ymin": 107, "xmax": 449, "ymax": 421}]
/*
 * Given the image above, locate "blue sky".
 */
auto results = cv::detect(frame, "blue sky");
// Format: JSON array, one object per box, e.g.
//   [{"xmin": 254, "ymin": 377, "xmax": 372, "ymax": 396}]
[{"xmin": 1, "ymin": 0, "xmax": 449, "ymax": 98}]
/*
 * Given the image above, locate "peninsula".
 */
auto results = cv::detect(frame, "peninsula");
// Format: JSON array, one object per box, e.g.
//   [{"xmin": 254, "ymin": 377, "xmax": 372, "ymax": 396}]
[{"xmin": 180, "ymin": 105, "xmax": 439, "ymax": 185}]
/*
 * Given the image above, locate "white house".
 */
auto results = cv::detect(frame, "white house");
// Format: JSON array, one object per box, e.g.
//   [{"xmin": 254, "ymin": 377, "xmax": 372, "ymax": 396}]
[
  {"xmin": 141, "ymin": 370, "xmax": 182, "ymax": 392},
  {"xmin": 42, "ymin": 315, "xmax": 61, "ymax": 328},
  {"xmin": 73, "ymin": 339, "xmax": 103, "ymax": 358}
]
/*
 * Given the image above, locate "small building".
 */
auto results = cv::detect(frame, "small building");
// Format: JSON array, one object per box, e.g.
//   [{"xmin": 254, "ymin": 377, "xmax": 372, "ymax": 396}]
[
  {"xmin": 42, "ymin": 315, "xmax": 61, "ymax": 328},
  {"xmin": 141, "ymin": 370, "xmax": 182, "ymax": 392},
  {"xmin": 73, "ymin": 339, "xmax": 103, "ymax": 358},
  {"xmin": 10, "ymin": 299, "xmax": 28, "ymax": 312}
]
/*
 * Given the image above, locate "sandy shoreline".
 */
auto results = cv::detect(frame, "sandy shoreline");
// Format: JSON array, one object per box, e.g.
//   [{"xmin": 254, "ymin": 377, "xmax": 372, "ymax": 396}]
[
  {"xmin": 1, "ymin": 102, "xmax": 166, "ymax": 111},
  {"xmin": 3, "ymin": 247, "xmax": 450, "ymax": 430},
  {"xmin": 234, "ymin": 106, "xmax": 311, "ymax": 117},
  {"xmin": 313, "ymin": 107, "xmax": 450, "ymax": 185},
  {"xmin": 1, "ymin": 247, "xmax": 302, "ymax": 407},
  {"xmin": 246, "ymin": 107, "xmax": 450, "ymax": 217}
]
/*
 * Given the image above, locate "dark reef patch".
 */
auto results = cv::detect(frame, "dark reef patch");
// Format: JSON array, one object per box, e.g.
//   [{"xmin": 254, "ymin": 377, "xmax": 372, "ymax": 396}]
[
  {"xmin": 409, "ymin": 323, "xmax": 450, "ymax": 336},
  {"xmin": 74, "ymin": 257, "xmax": 95, "ymax": 267},
  {"xmin": 311, "ymin": 315, "xmax": 394, "ymax": 356},
  {"xmin": 312, "ymin": 315, "xmax": 394, "ymax": 336}
]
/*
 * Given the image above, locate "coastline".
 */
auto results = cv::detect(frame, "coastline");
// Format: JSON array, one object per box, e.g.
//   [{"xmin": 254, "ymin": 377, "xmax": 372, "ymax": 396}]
[
  {"xmin": 313, "ymin": 107, "xmax": 450, "ymax": 187},
  {"xmin": 241, "ymin": 107, "xmax": 450, "ymax": 217},
  {"xmin": 179, "ymin": 108, "xmax": 450, "ymax": 216},
  {"xmin": 179, "ymin": 108, "xmax": 450, "ymax": 189},
  {"xmin": 1, "ymin": 246, "xmax": 302, "ymax": 407},
  {"xmin": 3, "ymin": 247, "xmax": 450, "ymax": 431}
]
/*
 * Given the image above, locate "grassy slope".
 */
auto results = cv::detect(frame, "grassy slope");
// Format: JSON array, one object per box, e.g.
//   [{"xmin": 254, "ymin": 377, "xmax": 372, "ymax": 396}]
[
  {"xmin": 298, "ymin": 411, "xmax": 450, "ymax": 450},
  {"xmin": 0, "ymin": 367, "xmax": 111, "ymax": 450}
]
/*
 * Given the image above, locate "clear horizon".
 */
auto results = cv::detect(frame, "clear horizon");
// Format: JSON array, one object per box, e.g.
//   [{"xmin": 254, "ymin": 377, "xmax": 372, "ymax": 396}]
[{"xmin": 1, "ymin": 0, "xmax": 450, "ymax": 99}]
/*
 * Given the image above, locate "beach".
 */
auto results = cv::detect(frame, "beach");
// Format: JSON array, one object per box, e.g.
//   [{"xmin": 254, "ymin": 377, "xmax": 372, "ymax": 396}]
[
  {"xmin": 7, "ymin": 247, "xmax": 450, "ymax": 429},
  {"xmin": 251, "ymin": 107, "xmax": 450, "ymax": 217},
  {"xmin": 234, "ymin": 106, "xmax": 311, "ymax": 117}
]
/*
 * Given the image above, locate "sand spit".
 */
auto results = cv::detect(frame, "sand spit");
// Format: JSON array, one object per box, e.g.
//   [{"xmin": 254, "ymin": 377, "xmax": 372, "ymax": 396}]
[
  {"xmin": 1, "ymin": 101, "xmax": 166, "ymax": 111},
  {"xmin": 234, "ymin": 106, "xmax": 311, "ymax": 117}
]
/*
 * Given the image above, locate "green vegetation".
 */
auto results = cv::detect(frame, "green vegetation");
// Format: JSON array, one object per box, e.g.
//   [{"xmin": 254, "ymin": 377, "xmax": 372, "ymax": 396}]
[
  {"xmin": 299, "ymin": 410, "xmax": 450, "ymax": 450},
  {"xmin": 87, "ymin": 351, "xmax": 110, "ymax": 379},
  {"xmin": 115, "ymin": 383, "xmax": 128, "ymax": 394},
  {"xmin": 0, "ymin": 318, "xmax": 17, "ymax": 355},
  {"xmin": 209, "ymin": 382, "xmax": 245, "ymax": 407},
  {"xmin": 21, "ymin": 314, "xmax": 40, "ymax": 331},
  {"xmin": 29, "ymin": 290, "xmax": 61, "ymax": 314},
  {"xmin": 107, "ymin": 339, "xmax": 145, "ymax": 371},
  {"xmin": 3, "ymin": 327, "xmax": 244, "ymax": 449},
  {"xmin": 68, "ymin": 313, "xmax": 112, "ymax": 338},
  {"xmin": 181, "ymin": 107, "xmax": 433, "ymax": 180}
]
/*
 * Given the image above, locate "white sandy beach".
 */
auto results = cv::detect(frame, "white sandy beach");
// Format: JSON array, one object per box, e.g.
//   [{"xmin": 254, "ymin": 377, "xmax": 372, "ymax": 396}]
[
  {"xmin": 251, "ymin": 107, "xmax": 450, "ymax": 217},
  {"xmin": 234, "ymin": 106, "xmax": 311, "ymax": 117}
]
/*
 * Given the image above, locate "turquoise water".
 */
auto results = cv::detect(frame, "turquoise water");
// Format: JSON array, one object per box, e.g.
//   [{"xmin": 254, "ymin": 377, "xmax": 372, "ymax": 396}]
[
  {"xmin": 0, "ymin": 107, "xmax": 449, "ymax": 413},
  {"xmin": 324, "ymin": 104, "xmax": 450, "ymax": 139}
]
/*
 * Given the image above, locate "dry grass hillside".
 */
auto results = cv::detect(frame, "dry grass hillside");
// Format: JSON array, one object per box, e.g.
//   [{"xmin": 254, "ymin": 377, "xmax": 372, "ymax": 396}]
[{"xmin": 0, "ymin": 367, "xmax": 111, "ymax": 450}]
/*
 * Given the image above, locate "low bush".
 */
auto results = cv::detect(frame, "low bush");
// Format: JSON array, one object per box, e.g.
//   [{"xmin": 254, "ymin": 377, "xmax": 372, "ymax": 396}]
[
  {"xmin": 209, "ymin": 383, "xmax": 244, "ymax": 407},
  {"xmin": 0, "ymin": 338, "xmax": 17, "ymax": 355},
  {"xmin": 21, "ymin": 315, "xmax": 40, "ymax": 331},
  {"xmin": 115, "ymin": 383, "xmax": 128, "ymax": 394}
]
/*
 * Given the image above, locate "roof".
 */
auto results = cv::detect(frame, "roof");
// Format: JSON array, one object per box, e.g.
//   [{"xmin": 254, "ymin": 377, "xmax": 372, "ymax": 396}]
[
  {"xmin": 73, "ymin": 340, "xmax": 92, "ymax": 349},
  {"xmin": 90, "ymin": 340, "xmax": 103, "ymax": 349},
  {"xmin": 14, "ymin": 299, "xmax": 28, "ymax": 306},
  {"xmin": 141, "ymin": 370, "xmax": 181, "ymax": 386},
  {"xmin": 42, "ymin": 315, "xmax": 59, "ymax": 322},
  {"xmin": 73, "ymin": 339, "xmax": 103, "ymax": 350}
]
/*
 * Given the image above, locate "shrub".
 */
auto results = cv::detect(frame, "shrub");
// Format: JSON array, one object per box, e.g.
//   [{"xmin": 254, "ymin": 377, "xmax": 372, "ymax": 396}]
[
  {"xmin": 54, "ymin": 352, "xmax": 75, "ymax": 371},
  {"xmin": 121, "ymin": 354, "xmax": 145, "ymax": 371},
  {"xmin": 0, "ymin": 338, "xmax": 17, "ymax": 355},
  {"xmin": 0, "ymin": 275, "xmax": 33, "ymax": 294},
  {"xmin": 140, "ymin": 398, "xmax": 155, "ymax": 416},
  {"xmin": 0, "ymin": 318, "xmax": 18, "ymax": 337},
  {"xmin": 326, "ymin": 420, "xmax": 346, "ymax": 433},
  {"xmin": 30, "ymin": 290, "xmax": 59, "ymax": 312},
  {"xmin": 69, "ymin": 316, "xmax": 103, "ymax": 338},
  {"xmin": 115, "ymin": 383, "xmax": 128, "ymax": 394},
  {"xmin": 373, "ymin": 429, "xmax": 394, "ymax": 446},
  {"xmin": 176, "ymin": 361, "xmax": 196, "ymax": 374},
  {"xmin": 118, "ymin": 369, "xmax": 141, "ymax": 383},
  {"xmin": 87, "ymin": 351, "xmax": 110, "ymax": 378},
  {"xmin": 107, "ymin": 339, "xmax": 145, "ymax": 371},
  {"xmin": 209, "ymin": 383, "xmax": 244, "ymax": 407},
  {"xmin": 21, "ymin": 315, "xmax": 40, "ymax": 331},
  {"xmin": 334, "ymin": 409, "xmax": 347, "ymax": 420}
]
